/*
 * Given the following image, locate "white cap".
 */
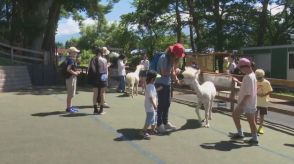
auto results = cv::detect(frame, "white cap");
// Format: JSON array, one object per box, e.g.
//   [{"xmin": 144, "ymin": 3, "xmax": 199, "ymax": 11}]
[
  {"xmin": 102, "ymin": 47, "xmax": 110, "ymax": 56},
  {"xmin": 69, "ymin": 47, "xmax": 80, "ymax": 53}
]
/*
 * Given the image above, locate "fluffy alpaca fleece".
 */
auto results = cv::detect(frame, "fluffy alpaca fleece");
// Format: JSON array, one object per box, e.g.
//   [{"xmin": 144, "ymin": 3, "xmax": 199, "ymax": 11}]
[
  {"xmin": 126, "ymin": 64, "xmax": 144, "ymax": 98},
  {"xmin": 181, "ymin": 67, "xmax": 217, "ymax": 127}
]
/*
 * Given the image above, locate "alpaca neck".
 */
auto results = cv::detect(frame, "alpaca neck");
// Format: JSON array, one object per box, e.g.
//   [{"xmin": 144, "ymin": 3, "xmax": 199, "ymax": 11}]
[
  {"xmin": 191, "ymin": 79, "xmax": 203, "ymax": 96},
  {"xmin": 135, "ymin": 68, "xmax": 141, "ymax": 75}
]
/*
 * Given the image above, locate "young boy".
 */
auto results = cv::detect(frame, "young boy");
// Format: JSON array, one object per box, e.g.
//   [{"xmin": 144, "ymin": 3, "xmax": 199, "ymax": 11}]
[
  {"xmin": 141, "ymin": 70, "xmax": 158, "ymax": 139},
  {"xmin": 255, "ymin": 69, "xmax": 273, "ymax": 134},
  {"xmin": 231, "ymin": 58, "xmax": 258, "ymax": 145},
  {"xmin": 65, "ymin": 47, "xmax": 81, "ymax": 113}
]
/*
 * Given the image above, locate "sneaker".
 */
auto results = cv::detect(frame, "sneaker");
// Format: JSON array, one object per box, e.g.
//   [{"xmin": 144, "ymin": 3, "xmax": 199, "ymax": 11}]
[
  {"xmin": 258, "ymin": 127, "xmax": 264, "ymax": 134},
  {"xmin": 103, "ymin": 103, "xmax": 110, "ymax": 108},
  {"xmin": 99, "ymin": 111, "xmax": 106, "ymax": 115},
  {"xmin": 157, "ymin": 124, "xmax": 166, "ymax": 133},
  {"xmin": 143, "ymin": 132, "xmax": 151, "ymax": 140},
  {"xmin": 164, "ymin": 122, "xmax": 176, "ymax": 130},
  {"xmin": 139, "ymin": 131, "xmax": 151, "ymax": 139},
  {"xmin": 66, "ymin": 107, "xmax": 78, "ymax": 113},
  {"xmin": 229, "ymin": 133, "xmax": 244, "ymax": 140},
  {"xmin": 244, "ymin": 138, "xmax": 259, "ymax": 145},
  {"xmin": 149, "ymin": 129, "xmax": 158, "ymax": 135},
  {"xmin": 71, "ymin": 107, "xmax": 79, "ymax": 112}
]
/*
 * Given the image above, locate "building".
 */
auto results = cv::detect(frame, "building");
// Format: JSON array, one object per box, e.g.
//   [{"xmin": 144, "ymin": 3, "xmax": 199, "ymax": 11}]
[{"xmin": 241, "ymin": 45, "xmax": 294, "ymax": 80}]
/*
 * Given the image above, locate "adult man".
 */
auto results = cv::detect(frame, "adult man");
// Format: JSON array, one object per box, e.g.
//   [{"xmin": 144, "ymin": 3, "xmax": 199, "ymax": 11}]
[
  {"xmin": 155, "ymin": 43, "xmax": 185, "ymax": 133},
  {"xmin": 65, "ymin": 47, "xmax": 81, "ymax": 113},
  {"xmin": 231, "ymin": 58, "xmax": 258, "ymax": 145}
]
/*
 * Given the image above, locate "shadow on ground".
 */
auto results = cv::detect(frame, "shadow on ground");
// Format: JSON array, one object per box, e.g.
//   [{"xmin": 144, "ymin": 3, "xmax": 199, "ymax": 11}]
[
  {"xmin": 284, "ymin": 143, "xmax": 294, "ymax": 148},
  {"xmin": 175, "ymin": 119, "xmax": 202, "ymax": 132},
  {"xmin": 113, "ymin": 128, "xmax": 144, "ymax": 141},
  {"xmin": 200, "ymin": 140, "xmax": 252, "ymax": 151},
  {"xmin": 31, "ymin": 110, "xmax": 92, "ymax": 117}
]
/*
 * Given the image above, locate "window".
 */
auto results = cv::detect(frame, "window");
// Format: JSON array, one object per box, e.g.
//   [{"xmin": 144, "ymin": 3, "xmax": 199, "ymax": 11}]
[{"xmin": 289, "ymin": 53, "xmax": 294, "ymax": 69}]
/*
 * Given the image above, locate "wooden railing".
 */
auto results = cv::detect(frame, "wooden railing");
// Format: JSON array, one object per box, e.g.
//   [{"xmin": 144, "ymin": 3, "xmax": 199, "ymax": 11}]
[{"xmin": 0, "ymin": 42, "xmax": 49, "ymax": 65}]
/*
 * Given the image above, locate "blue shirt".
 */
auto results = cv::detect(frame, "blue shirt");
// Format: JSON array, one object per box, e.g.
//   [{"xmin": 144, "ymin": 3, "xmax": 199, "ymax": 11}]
[
  {"xmin": 66, "ymin": 57, "xmax": 77, "ymax": 71},
  {"xmin": 155, "ymin": 54, "xmax": 172, "ymax": 85}
]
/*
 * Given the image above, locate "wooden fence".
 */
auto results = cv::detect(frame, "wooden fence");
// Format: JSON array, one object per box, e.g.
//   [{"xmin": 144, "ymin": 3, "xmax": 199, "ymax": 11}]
[
  {"xmin": 201, "ymin": 72, "xmax": 294, "ymax": 110},
  {"xmin": 0, "ymin": 42, "xmax": 57, "ymax": 85}
]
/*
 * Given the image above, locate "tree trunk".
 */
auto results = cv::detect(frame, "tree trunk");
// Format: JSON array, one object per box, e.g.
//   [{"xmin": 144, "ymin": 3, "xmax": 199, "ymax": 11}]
[
  {"xmin": 187, "ymin": 0, "xmax": 196, "ymax": 52},
  {"xmin": 257, "ymin": 0, "xmax": 269, "ymax": 46},
  {"xmin": 213, "ymin": 0, "xmax": 223, "ymax": 51},
  {"xmin": 175, "ymin": 0, "xmax": 182, "ymax": 43},
  {"xmin": 10, "ymin": 0, "xmax": 24, "ymax": 47},
  {"xmin": 42, "ymin": 0, "xmax": 62, "ymax": 53}
]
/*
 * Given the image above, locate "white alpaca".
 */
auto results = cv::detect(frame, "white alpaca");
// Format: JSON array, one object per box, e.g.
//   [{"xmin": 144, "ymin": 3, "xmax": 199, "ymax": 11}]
[
  {"xmin": 126, "ymin": 65, "xmax": 144, "ymax": 98},
  {"xmin": 180, "ymin": 67, "xmax": 217, "ymax": 128}
]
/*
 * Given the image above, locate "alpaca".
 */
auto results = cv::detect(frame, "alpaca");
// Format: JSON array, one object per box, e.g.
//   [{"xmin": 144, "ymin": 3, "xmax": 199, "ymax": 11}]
[
  {"xmin": 126, "ymin": 64, "xmax": 144, "ymax": 98},
  {"xmin": 180, "ymin": 67, "xmax": 217, "ymax": 128}
]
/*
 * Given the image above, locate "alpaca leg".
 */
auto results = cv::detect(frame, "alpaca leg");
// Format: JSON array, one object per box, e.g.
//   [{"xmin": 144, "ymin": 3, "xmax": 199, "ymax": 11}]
[
  {"xmin": 204, "ymin": 103, "xmax": 210, "ymax": 128},
  {"xmin": 208, "ymin": 98, "xmax": 214, "ymax": 120},
  {"xmin": 135, "ymin": 82, "xmax": 138, "ymax": 96},
  {"xmin": 131, "ymin": 85, "xmax": 134, "ymax": 98},
  {"xmin": 195, "ymin": 103, "xmax": 202, "ymax": 122}
]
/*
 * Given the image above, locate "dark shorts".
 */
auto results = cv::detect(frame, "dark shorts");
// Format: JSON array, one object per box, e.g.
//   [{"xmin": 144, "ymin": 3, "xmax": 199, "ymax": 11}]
[
  {"xmin": 139, "ymin": 70, "xmax": 148, "ymax": 77},
  {"xmin": 93, "ymin": 81, "xmax": 107, "ymax": 88},
  {"xmin": 91, "ymin": 73, "xmax": 107, "ymax": 88},
  {"xmin": 257, "ymin": 106, "xmax": 268, "ymax": 115}
]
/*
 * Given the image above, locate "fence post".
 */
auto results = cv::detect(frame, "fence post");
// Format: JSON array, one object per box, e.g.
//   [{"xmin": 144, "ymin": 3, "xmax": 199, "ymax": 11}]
[
  {"xmin": 11, "ymin": 47, "xmax": 14, "ymax": 63},
  {"xmin": 43, "ymin": 51, "xmax": 49, "ymax": 65}
]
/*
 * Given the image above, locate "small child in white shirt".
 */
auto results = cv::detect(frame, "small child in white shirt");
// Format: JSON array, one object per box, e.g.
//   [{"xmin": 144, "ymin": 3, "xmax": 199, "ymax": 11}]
[{"xmin": 141, "ymin": 70, "xmax": 158, "ymax": 139}]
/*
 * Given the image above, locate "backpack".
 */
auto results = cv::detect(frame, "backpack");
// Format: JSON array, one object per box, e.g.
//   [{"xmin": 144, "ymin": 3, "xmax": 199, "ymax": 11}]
[
  {"xmin": 149, "ymin": 52, "xmax": 163, "ymax": 71},
  {"xmin": 87, "ymin": 56, "xmax": 100, "ymax": 85},
  {"xmin": 59, "ymin": 59, "xmax": 71, "ymax": 79}
]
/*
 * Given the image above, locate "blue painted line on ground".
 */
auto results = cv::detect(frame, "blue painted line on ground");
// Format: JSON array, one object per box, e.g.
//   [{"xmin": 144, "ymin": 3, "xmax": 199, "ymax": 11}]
[
  {"xmin": 92, "ymin": 116, "xmax": 165, "ymax": 164},
  {"xmin": 171, "ymin": 111, "xmax": 294, "ymax": 162},
  {"xmin": 53, "ymin": 93, "xmax": 165, "ymax": 164},
  {"xmin": 52, "ymin": 92, "xmax": 293, "ymax": 162}
]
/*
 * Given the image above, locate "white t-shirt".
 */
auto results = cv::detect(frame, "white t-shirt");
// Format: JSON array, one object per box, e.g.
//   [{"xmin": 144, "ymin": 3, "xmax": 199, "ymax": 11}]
[
  {"xmin": 117, "ymin": 59, "xmax": 126, "ymax": 76},
  {"xmin": 238, "ymin": 72, "xmax": 257, "ymax": 110},
  {"xmin": 140, "ymin": 59, "xmax": 150, "ymax": 70},
  {"xmin": 228, "ymin": 62, "xmax": 236, "ymax": 74},
  {"xmin": 144, "ymin": 84, "xmax": 158, "ymax": 112}
]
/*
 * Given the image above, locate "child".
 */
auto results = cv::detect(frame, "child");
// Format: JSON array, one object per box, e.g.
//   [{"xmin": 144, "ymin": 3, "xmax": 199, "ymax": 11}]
[
  {"xmin": 231, "ymin": 58, "xmax": 258, "ymax": 145},
  {"xmin": 255, "ymin": 69, "xmax": 273, "ymax": 134},
  {"xmin": 65, "ymin": 47, "xmax": 81, "ymax": 113},
  {"xmin": 141, "ymin": 70, "xmax": 158, "ymax": 139}
]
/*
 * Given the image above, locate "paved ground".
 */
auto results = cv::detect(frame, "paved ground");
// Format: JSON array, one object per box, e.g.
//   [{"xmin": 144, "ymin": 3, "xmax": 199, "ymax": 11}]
[
  {"xmin": 172, "ymin": 91, "xmax": 294, "ymax": 131},
  {"xmin": 0, "ymin": 87, "xmax": 293, "ymax": 164}
]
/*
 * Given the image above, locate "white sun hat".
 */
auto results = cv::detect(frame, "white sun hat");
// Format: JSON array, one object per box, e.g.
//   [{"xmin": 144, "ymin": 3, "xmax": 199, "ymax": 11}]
[
  {"xmin": 68, "ymin": 47, "xmax": 80, "ymax": 53},
  {"xmin": 102, "ymin": 47, "xmax": 110, "ymax": 56}
]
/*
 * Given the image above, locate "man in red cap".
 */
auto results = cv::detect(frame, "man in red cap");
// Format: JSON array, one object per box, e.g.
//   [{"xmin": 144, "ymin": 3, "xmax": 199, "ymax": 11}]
[
  {"xmin": 155, "ymin": 43, "xmax": 185, "ymax": 133},
  {"xmin": 231, "ymin": 58, "xmax": 258, "ymax": 145}
]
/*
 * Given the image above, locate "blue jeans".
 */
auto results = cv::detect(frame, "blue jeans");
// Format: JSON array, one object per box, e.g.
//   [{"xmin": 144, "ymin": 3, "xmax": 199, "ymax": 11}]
[
  {"xmin": 155, "ymin": 83, "xmax": 171, "ymax": 126},
  {"xmin": 117, "ymin": 75, "xmax": 125, "ymax": 92}
]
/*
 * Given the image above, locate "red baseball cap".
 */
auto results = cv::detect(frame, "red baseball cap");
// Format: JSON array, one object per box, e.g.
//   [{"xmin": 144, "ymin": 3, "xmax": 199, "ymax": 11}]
[{"xmin": 169, "ymin": 43, "xmax": 185, "ymax": 58}]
